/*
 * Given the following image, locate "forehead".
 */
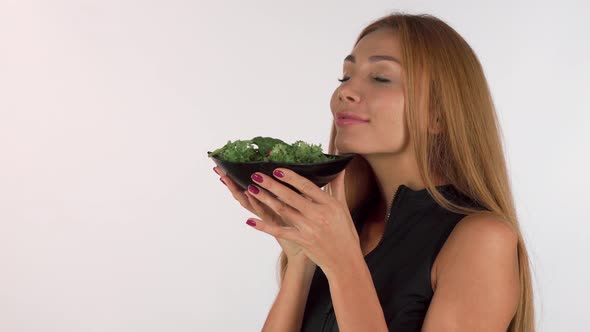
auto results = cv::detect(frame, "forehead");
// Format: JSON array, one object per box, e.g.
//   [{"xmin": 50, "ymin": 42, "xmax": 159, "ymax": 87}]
[{"xmin": 350, "ymin": 28, "xmax": 401, "ymax": 60}]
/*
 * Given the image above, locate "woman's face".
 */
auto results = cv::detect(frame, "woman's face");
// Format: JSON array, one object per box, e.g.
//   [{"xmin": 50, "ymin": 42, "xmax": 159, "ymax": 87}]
[{"xmin": 330, "ymin": 28, "xmax": 407, "ymax": 155}]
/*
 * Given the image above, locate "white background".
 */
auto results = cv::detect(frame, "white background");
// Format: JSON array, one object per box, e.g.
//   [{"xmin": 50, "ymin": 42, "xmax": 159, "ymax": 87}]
[{"xmin": 1, "ymin": 0, "xmax": 588, "ymax": 331}]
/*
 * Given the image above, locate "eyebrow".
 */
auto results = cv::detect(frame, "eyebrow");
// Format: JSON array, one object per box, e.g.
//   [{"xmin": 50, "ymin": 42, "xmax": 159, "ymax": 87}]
[{"xmin": 344, "ymin": 54, "xmax": 401, "ymax": 65}]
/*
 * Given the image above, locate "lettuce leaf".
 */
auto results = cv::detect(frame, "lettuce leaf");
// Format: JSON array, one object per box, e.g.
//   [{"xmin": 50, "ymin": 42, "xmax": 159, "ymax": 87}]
[{"xmin": 208, "ymin": 136, "xmax": 336, "ymax": 163}]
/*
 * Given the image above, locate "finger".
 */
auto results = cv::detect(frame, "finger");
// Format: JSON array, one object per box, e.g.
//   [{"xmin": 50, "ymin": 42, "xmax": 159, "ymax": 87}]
[
  {"xmin": 245, "ymin": 217, "xmax": 303, "ymax": 244},
  {"xmin": 250, "ymin": 171, "xmax": 319, "ymax": 218},
  {"xmin": 247, "ymin": 184, "xmax": 310, "ymax": 231},
  {"xmin": 271, "ymin": 168, "xmax": 331, "ymax": 206},
  {"xmin": 245, "ymin": 190, "xmax": 283, "ymax": 226}
]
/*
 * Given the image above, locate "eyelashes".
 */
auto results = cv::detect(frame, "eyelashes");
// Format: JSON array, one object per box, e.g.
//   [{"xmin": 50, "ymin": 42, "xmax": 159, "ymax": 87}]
[{"xmin": 337, "ymin": 76, "xmax": 391, "ymax": 83}]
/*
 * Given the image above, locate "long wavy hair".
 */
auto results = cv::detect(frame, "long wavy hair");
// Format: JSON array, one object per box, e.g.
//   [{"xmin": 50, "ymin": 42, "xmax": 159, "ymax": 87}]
[{"xmin": 275, "ymin": 12, "xmax": 535, "ymax": 332}]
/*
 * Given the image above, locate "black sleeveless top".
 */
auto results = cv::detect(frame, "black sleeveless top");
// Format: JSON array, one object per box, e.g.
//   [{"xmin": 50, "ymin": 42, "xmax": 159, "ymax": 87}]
[{"xmin": 300, "ymin": 183, "xmax": 487, "ymax": 332}]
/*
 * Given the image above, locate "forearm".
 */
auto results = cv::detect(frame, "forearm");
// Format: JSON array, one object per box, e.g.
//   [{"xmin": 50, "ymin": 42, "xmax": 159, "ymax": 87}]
[
  {"xmin": 261, "ymin": 257, "xmax": 317, "ymax": 332},
  {"xmin": 326, "ymin": 253, "xmax": 388, "ymax": 332}
]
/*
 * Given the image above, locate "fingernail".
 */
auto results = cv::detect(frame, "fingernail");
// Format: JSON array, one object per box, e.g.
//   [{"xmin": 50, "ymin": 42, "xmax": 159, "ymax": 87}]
[
  {"xmin": 248, "ymin": 184, "xmax": 259, "ymax": 194},
  {"xmin": 220, "ymin": 178, "xmax": 226, "ymax": 185},
  {"xmin": 246, "ymin": 219, "xmax": 256, "ymax": 227},
  {"xmin": 273, "ymin": 169, "xmax": 284, "ymax": 178},
  {"xmin": 251, "ymin": 173, "xmax": 263, "ymax": 183}
]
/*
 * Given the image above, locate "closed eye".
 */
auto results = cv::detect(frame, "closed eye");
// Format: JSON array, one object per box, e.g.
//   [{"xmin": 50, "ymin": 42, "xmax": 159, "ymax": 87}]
[
  {"xmin": 337, "ymin": 76, "xmax": 391, "ymax": 83},
  {"xmin": 373, "ymin": 77, "xmax": 390, "ymax": 83}
]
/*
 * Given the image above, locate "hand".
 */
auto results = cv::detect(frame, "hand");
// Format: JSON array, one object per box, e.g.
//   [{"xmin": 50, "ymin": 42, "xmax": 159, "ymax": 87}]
[
  {"xmin": 244, "ymin": 167, "xmax": 362, "ymax": 278},
  {"xmin": 214, "ymin": 166, "xmax": 307, "ymax": 261}
]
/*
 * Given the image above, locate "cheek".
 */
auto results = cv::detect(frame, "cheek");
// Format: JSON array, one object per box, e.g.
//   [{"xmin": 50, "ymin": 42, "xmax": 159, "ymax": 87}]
[
  {"xmin": 387, "ymin": 88, "xmax": 405, "ymax": 107},
  {"xmin": 372, "ymin": 90, "xmax": 407, "ymax": 137},
  {"xmin": 372, "ymin": 89, "xmax": 404, "ymax": 119}
]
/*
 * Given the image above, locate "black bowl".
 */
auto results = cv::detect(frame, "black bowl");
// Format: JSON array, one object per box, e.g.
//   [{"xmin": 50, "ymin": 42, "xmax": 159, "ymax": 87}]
[{"xmin": 208, "ymin": 152, "xmax": 356, "ymax": 197}]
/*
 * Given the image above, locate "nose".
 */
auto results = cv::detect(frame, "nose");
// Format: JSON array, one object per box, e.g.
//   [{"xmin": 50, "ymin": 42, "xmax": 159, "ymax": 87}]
[{"xmin": 338, "ymin": 86, "xmax": 360, "ymax": 103}]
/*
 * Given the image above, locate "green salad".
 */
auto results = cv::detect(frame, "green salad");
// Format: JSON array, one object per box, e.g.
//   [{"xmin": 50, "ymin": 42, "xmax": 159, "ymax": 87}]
[{"xmin": 207, "ymin": 136, "xmax": 337, "ymax": 163}]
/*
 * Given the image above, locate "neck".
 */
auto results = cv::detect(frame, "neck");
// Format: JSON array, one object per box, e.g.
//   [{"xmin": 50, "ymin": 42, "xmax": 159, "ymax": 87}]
[{"xmin": 361, "ymin": 151, "xmax": 446, "ymax": 216}]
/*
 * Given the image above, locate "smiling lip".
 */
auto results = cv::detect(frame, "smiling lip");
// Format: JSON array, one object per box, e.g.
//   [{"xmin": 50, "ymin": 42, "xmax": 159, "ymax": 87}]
[
  {"xmin": 335, "ymin": 118, "xmax": 369, "ymax": 126},
  {"xmin": 336, "ymin": 112, "xmax": 369, "ymax": 121}
]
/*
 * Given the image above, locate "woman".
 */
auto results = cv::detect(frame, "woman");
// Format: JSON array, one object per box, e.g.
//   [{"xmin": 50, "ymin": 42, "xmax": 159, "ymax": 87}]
[{"xmin": 214, "ymin": 12, "xmax": 535, "ymax": 332}]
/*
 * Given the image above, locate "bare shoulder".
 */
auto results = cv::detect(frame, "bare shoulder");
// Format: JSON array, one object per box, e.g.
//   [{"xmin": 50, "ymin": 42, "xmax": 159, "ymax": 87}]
[
  {"xmin": 426, "ymin": 212, "xmax": 519, "ymax": 331},
  {"xmin": 433, "ymin": 211, "xmax": 518, "ymax": 287},
  {"xmin": 450, "ymin": 211, "xmax": 518, "ymax": 250}
]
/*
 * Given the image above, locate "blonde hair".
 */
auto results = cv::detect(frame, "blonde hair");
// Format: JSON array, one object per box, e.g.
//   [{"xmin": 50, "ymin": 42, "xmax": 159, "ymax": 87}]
[{"xmin": 276, "ymin": 12, "xmax": 535, "ymax": 332}]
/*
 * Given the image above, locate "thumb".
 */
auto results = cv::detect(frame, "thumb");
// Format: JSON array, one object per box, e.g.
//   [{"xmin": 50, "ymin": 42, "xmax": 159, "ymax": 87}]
[{"xmin": 331, "ymin": 168, "xmax": 348, "ymax": 206}]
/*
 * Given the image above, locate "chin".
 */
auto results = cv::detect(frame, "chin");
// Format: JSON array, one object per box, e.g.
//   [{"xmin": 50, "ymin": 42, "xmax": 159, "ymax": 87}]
[{"xmin": 335, "ymin": 140, "xmax": 360, "ymax": 155}]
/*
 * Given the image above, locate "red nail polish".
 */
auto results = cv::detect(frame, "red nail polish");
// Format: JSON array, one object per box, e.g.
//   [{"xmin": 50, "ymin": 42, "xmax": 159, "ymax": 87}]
[
  {"xmin": 248, "ymin": 185, "xmax": 260, "ymax": 194},
  {"xmin": 251, "ymin": 173, "xmax": 263, "ymax": 183},
  {"xmin": 246, "ymin": 219, "xmax": 256, "ymax": 227},
  {"xmin": 273, "ymin": 170, "xmax": 284, "ymax": 178}
]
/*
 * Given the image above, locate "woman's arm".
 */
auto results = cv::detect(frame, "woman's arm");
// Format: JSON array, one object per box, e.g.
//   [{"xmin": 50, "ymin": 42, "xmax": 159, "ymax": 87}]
[
  {"xmin": 324, "ymin": 251, "xmax": 389, "ymax": 332},
  {"xmin": 261, "ymin": 256, "xmax": 317, "ymax": 332},
  {"xmin": 421, "ymin": 213, "xmax": 520, "ymax": 332}
]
